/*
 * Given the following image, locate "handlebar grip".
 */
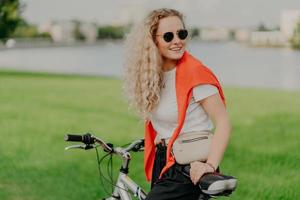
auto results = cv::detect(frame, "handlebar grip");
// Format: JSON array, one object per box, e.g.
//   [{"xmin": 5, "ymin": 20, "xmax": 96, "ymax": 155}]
[
  {"xmin": 64, "ymin": 134, "xmax": 83, "ymax": 142},
  {"xmin": 64, "ymin": 133, "xmax": 95, "ymax": 145},
  {"xmin": 132, "ymin": 139, "xmax": 145, "ymax": 152}
]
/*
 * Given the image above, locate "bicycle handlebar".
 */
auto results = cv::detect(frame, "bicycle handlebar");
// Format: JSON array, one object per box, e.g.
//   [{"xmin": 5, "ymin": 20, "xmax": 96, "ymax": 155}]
[{"xmin": 64, "ymin": 133, "xmax": 144, "ymax": 153}]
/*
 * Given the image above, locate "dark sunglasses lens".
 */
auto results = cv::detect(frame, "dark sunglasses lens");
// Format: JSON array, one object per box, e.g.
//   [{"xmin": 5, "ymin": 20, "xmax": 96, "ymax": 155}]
[
  {"xmin": 178, "ymin": 30, "xmax": 188, "ymax": 40},
  {"xmin": 163, "ymin": 32, "xmax": 174, "ymax": 42}
]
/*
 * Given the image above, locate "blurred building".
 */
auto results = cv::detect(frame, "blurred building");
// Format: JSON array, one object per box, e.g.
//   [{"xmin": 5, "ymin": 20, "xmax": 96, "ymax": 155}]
[
  {"xmin": 199, "ymin": 27, "xmax": 231, "ymax": 41},
  {"xmin": 38, "ymin": 21, "xmax": 97, "ymax": 43},
  {"xmin": 250, "ymin": 31, "xmax": 287, "ymax": 46},
  {"xmin": 247, "ymin": 9, "xmax": 300, "ymax": 47},
  {"xmin": 79, "ymin": 23, "xmax": 98, "ymax": 43},
  {"xmin": 38, "ymin": 21, "xmax": 75, "ymax": 43},
  {"xmin": 280, "ymin": 9, "xmax": 300, "ymax": 40},
  {"xmin": 235, "ymin": 29, "xmax": 251, "ymax": 42},
  {"xmin": 38, "ymin": 21, "xmax": 52, "ymax": 33}
]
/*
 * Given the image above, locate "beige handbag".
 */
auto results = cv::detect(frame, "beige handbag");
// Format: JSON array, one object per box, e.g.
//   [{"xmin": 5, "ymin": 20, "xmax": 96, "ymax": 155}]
[{"xmin": 172, "ymin": 131, "xmax": 213, "ymax": 165}]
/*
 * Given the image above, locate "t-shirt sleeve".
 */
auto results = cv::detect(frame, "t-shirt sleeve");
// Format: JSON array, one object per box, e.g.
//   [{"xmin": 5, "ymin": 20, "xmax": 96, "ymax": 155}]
[{"xmin": 192, "ymin": 84, "xmax": 219, "ymax": 102}]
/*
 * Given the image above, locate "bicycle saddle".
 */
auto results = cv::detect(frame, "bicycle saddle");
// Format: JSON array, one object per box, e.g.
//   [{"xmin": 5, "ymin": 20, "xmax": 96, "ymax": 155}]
[{"xmin": 181, "ymin": 165, "xmax": 237, "ymax": 196}]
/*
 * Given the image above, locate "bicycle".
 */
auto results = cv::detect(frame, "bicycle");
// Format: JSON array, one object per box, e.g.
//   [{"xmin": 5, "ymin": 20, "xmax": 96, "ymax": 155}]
[{"xmin": 64, "ymin": 133, "xmax": 237, "ymax": 200}]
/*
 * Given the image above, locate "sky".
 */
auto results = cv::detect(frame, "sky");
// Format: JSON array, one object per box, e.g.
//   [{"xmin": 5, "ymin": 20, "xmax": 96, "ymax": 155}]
[{"xmin": 22, "ymin": 0, "xmax": 300, "ymax": 28}]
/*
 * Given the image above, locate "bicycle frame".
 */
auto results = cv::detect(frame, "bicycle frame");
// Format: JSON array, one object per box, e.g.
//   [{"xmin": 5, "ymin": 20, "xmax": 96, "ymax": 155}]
[
  {"xmin": 103, "ymin": 146, "xmax": 147, "ymax": 200},
  {"xmin": 105, "ymin": 171, "xmax": 147, "ymax": 200}
]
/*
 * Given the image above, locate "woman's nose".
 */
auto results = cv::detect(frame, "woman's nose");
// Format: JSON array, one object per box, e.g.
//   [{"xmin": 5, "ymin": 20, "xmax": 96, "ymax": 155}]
[{"xmin": 172, "ymin": 34, "xmax": 181, "ymax": 44}]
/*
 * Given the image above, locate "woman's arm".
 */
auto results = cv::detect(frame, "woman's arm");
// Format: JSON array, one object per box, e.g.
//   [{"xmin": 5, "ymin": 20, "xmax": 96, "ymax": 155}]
[
  {"xmin": 200, "ymin": 92, "xmax": 231, "ymax": 169},
  {"xmin": 189, "ymin": 93, "xmax": 231, "ymax": 184}
]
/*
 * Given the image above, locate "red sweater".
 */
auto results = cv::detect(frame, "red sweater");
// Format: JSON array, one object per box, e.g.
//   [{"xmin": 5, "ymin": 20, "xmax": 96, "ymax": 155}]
[{"xmin": 144, "ymin": 51, "xmax": 226, "ymax": 181}]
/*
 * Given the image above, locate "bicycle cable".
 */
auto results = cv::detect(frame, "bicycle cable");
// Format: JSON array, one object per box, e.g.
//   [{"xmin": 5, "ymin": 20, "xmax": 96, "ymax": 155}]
[
  {"xmin": 95, "ymin": 147, "xmax": 112, "ymax": 195},
  {"xmin": 106, "ymin": 150, "xmax": 113, "ymax": 193},
  {"xmin": 121, "ymin": 142, "xmax": 131, "ymax": 148},
  {"xmin": 95, "ymin": 146, "xmax": 130, "ymax": 195}
]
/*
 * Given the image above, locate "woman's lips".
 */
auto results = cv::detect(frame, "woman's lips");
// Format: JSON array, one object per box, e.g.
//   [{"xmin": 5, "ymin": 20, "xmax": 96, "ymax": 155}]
[{"xmin": 170, "ymin": 47, "xmax": 183, "ymax": 53}]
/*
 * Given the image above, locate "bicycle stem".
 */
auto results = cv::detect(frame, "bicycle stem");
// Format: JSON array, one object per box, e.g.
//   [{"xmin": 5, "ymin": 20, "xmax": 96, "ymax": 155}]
[{"xmin": 113, "ymin": 147, "xmax": 132, "ymax": 174}]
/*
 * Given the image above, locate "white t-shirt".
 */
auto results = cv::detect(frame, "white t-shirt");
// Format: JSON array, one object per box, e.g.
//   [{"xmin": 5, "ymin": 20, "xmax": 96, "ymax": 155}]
[{"xmin": 150, "ymin": 67, "xmax": 218, "ymax": 139}]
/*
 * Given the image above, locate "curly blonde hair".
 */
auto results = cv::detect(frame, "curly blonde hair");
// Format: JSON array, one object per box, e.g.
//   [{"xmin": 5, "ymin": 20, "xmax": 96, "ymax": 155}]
[{"xmin": 123, "ymin": 8, "xmax": 185, "ymax": 120}]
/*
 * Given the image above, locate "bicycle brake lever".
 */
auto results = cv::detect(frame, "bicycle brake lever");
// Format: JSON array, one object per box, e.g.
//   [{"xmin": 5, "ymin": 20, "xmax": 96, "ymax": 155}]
[
  {"xmin": 65, "ymin": 144, "xmax": 88, "ymax": 150},
  {"xmin": 138, "ymin": 147, "xmax": 145, "ymax": 151}
]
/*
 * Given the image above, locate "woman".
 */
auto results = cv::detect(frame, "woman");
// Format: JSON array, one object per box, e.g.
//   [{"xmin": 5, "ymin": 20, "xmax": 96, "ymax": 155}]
[{"xmin": 123, "ymin": 8, "xmax": 234, "ymax": 200}]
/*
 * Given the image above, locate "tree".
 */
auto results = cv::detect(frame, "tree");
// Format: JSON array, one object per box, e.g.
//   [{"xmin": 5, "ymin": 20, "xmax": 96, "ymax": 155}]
[
  {"xmin": 72, "ymin": 20, "xmax": 86, "ymax": 41},
  {"xmin": 190, "ymin": 27, "xmax": 199, "ymax": 38},
  {"xmin": 97, "ymin": 26, "xmax": 124, "ymax": 39},
  {"xmin": 0, "ymin": 0, "xmax": 24, "ymax": 41},
  {"xmin": 290, "ymin": 22, "xmax": 300, "ymax": 49},
  {"xmin": 256, "ymin": 22, "xmax": 269, "ymax": 32}
]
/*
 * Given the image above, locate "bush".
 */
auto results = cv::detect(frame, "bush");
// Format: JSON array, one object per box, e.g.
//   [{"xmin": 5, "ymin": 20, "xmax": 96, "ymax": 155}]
[
  {"xmin": 97, "ymin": 26, "xmax": 124, "ymax": 39},
  {"xmin": 12, "ymin": 24, "xmax": 51, "ymax": 38},
  {"xmin": 290, "ymin": 22, "xmax": 300, "ymax": 49}
]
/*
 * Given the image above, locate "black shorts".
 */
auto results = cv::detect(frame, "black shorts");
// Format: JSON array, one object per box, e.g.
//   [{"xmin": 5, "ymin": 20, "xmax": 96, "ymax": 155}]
[{"xmin": 146, "ymin": 144, "xmax": 205, "ymax": 200}]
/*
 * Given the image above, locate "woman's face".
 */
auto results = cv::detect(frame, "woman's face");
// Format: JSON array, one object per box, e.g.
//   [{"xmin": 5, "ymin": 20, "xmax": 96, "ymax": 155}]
[{"xmin": 155, "ymin": 16, "xmax": 187, "ymax": 64}]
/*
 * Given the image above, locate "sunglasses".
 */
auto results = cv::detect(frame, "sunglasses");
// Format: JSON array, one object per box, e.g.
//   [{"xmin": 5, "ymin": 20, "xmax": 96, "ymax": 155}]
[{"xmin": 156, "ymin": 29, "xmax": 188, "ymax": 43}]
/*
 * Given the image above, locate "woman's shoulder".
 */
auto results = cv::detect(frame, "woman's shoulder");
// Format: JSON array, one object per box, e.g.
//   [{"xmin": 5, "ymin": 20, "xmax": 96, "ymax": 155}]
[{"xmin": 182, "ymin": 52, "xmax": 214, "ymax": 74}]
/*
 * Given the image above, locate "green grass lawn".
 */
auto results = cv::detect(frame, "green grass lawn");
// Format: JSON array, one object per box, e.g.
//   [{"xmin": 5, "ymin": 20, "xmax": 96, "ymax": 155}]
[{"xmin": 0, "ymin": 70, "xmax": 299, "ymax": 200}]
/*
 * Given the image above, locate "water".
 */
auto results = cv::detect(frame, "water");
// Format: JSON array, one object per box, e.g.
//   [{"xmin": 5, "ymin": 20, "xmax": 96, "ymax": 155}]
[
  {"xmin": 0, "ymin": 41, "xmax": 299, "ymax": 90},
  {"xmin": 0, "ymin": 42, "xmax": 124, "ymax": 77},
  {"xmin": 189, "ymin": 42, "xmax": 300, "ymax": 90}
]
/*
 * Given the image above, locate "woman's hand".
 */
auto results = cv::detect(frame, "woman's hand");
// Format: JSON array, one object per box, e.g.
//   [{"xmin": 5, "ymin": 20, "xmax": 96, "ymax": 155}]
[{"xmin": 189, "ymin": 161, "xmax": 215, "ymax": 185}]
